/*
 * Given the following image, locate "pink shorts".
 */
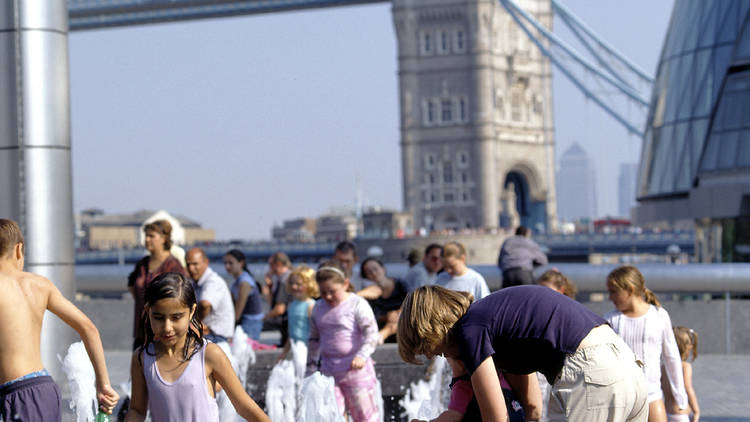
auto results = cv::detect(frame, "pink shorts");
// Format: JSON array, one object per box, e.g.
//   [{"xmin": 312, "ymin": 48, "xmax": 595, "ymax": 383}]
[{"xmin": 331, "ymin": 360, "xmax": 379, "ymax": 422}]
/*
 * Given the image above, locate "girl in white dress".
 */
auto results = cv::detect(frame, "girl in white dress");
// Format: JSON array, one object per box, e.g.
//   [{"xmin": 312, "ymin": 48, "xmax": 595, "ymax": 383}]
[{"xmin": 605, "ymin": 265, "xmax": 688, "ymax": 422}]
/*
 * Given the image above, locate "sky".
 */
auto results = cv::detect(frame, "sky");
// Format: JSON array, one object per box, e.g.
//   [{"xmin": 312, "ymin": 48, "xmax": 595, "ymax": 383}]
[{"xmin": 68, "ymin": 0, "xmax": 675, "ymax": 240}]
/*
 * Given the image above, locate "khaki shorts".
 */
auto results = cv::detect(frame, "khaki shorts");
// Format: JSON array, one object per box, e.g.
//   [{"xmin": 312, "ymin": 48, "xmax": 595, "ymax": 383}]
[{"xmin": 548, "ymin": 326, "xmax": 648, "ymax": 422}]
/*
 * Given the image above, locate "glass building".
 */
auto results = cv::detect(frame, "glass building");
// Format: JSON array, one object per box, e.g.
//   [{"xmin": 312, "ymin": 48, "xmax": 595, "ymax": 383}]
[{"xmin": 634, "ymin": 0, "xmax": 750, "ymax": 262}]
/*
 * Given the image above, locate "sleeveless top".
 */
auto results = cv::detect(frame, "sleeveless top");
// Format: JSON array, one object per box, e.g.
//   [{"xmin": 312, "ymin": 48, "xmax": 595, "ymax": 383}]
[
  {"xmin": 231, "ymin": 271, "xmax": 264, "ymax": 316},
  {"xmin": 143, "ymin": 341, "xmax": 219, "ymax": 421},
  {"xmin": 287, "ymin": 299, "xmax": 313, "ymax": 343}
]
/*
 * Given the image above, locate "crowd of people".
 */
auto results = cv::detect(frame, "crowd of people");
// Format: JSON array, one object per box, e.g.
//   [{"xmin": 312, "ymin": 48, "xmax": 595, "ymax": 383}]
[{"xmin": 0, "ymin": 217, "xmax": 701, "ymax": 422}]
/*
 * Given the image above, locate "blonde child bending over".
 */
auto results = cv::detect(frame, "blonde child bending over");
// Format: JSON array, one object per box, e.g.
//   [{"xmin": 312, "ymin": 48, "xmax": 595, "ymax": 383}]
[
  {"xmin": 605, "ymin": 265, "xmax": 687, "ymax": 422},
  {"xmin": 306, "ymin": 261, "xmax": 381, "ymax": 422},
  {"xmin": 126, "ymin": 272, "xmax": 269, "ymax": 422},
  {"xmin": 662, "ymin": 327, "xmax": 700, "ymax": 422}
]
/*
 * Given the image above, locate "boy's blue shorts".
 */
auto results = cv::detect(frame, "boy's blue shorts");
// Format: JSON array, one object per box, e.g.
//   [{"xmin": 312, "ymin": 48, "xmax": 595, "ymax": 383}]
[{"xmin": 0, "ymin": 373, "xmax": 61, "ymax": 422}]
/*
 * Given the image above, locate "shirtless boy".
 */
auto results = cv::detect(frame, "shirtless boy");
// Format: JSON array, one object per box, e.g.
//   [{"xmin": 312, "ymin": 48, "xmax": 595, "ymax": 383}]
[{"xmin": 0, "ymin": 219, "xmax": 119, "ymax": 421}]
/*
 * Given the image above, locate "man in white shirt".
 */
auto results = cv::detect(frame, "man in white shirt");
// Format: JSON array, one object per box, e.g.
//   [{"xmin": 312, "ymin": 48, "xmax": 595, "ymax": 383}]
[
  {"xmin": 404, "ymin": 243, "xmax": 443, "ymax": 292},
  {"xmin": 435, "ymin": 241, "xmax": 490, "ymax": 301},
  {"xmin": 185, "ymin": 247, "xmax": 235, "ymax": 343}
]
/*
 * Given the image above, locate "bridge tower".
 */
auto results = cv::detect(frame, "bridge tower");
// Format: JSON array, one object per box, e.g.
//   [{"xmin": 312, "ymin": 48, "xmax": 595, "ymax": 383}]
[{"xmin": 392, "ymin": 0, "xmax": 557, "ymax": 233}]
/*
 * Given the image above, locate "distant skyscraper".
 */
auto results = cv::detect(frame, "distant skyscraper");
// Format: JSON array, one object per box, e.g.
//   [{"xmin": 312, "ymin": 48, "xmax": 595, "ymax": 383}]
[
  {"xmin": 618, "ymin": 163, "xmax": 638, "ymax": 218},
  {"xmin": 557, "ymin": 143, "xmax": 597, "ymax": 222}
]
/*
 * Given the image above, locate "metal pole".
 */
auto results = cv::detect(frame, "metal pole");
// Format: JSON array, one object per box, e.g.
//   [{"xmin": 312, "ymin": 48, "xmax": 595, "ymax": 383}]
[
  {"xmin": 725, "ymin": 291, "xmax": 732, "ymax": 354},
  {"xmin": 0, "ymin": 0, "xmax": 75, "ymax": 381}
]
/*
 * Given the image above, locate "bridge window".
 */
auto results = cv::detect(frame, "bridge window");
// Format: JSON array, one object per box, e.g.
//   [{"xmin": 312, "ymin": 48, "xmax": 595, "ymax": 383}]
[
  {"xmin": 443, "ymin": 161, "xmax": 454, "ymax": 183},
  {"xmin": 533, "ymin": 95, "xmax": 542, "ymax": 115},
  {"xmin": 457, "ymin": 151, "xmax": 469, "ymax": 168},
  {"xmin": 439, "ymin": 31, "xmax": 450, "ymax": 54},
  {"xmin": 425, "ymin": 153, "xmax": 436, "ymax": 169},
  {"xmin": 455, "ymin": 29, "xmax": 466, "ymax": 52},
  {"xmin": 511, "ymin": 90, "xmax": 523, "ymax": 122},
  {"xmin": 425, "ymin": 99, "xmax": 437, "ymax": 125},
  {"xmin": 441, "ymin": 98, "xmax": 453, "ymax": 122},
  {"xmin": 420, "ymin": 31, "xmax": 432, "ymax": 55}
]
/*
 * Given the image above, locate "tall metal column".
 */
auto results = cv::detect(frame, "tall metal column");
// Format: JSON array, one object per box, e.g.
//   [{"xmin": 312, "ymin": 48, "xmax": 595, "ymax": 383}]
[{"xmin": 0, "ymin": 0, "xmax": 74, "ymax": 381}]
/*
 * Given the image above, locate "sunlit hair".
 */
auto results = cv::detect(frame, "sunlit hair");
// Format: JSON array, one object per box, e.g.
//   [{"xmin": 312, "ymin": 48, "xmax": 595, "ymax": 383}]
[
  {"xmin": 536, "ymin": 269, "xmax": 577, "ymax": 299},
  {"xmin": 316, "ymin": 260, "xmax": 347, "ymax": 284},
  {"xmin": 441, "ymin": 241, "xmax": 466, "ymax": 259},
  {"xmin": 673, "ymin": 326, "xmax": 698, "ymax": 362},
  {"xmin": 140, "ymin": 272, "xmax": 203, "ymax": 364},
  {"xmin": 143, "ymin": 219, "xmax": 173, "ymax": 250},
  {"xmin": 0, "ymin": 219, "xmax": 24, "ymax": 259},
  {"xmin": 606, "ymin": 265, "xmax": 661, "ymax": 307},
  {"xmin": 397, "ymin": 285, "xmax": 473, "ymax": 365},
  {"xmin": 360, "ymin": 257, "xmax": 386, "ymax": 281},
  {"xmin": 287, "ymin": 265, "xmax": 319, "ymax": 298}
]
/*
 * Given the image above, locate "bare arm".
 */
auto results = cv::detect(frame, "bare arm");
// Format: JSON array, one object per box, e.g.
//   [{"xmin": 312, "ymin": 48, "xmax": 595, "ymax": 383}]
[
  {"xmin": 504, "ymin": 372, "xmax": 542, "ymax": 421},
  {"xmin": 306, "ymin": 307, "xmax": 321, "ymax": 376},
  {"xmin": 263, "ymin": 272, "xmax": 273, "ymax": 304},
  {"xmin": 207, "ymin": 343, "xmax": 270, "ymax": 422},
  {"xmin": 411, "ymin": 409, "xmax": 464, "ymax": 422},
  {"xmin": 45, "ymin": 279, "xmax": 119, "ymax": 412},
  {"xmin": 378, "ymin": 310, "xmax": 400, "ymax": 343},
  {"xmin": 198, "ymin": 300, "xmax": 213, "ymax": 334},
  {"xmin": 470, "ymin": 357, "xmax": 508, "ymax": 422},
  {"xmin": 125, "ymin": 350, "xmax": 147, "ymax": 422},
  {"xmin": 683, "ymin": 363, "xmax": 700, "ymax": 422},
  {"xmin": 661, "ymin": 310, "xmax": 688, "ymax": 409},
  {"xmin": 356, "ymin": 284, "xmax": 383, "ymax": 300},
  {"xmin": 265, "ymin": 303, "xmax": 286, "ymax": 320},
  {"xmin": 234, "ymin": 282, "xmax": 252, "ymax": 322}
]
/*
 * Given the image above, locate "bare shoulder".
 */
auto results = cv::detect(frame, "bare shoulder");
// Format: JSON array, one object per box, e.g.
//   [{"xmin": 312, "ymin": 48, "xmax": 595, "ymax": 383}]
[
  {"xmin": 26, "ymin": 271, "xmax": 55, "ymax": 290},
  {"xmin": 131, "ymin": 347, "xmax": 144, "ymax": 368},
  {"xmin": 204, "ymin": 342, "xmax": 227, "ymax": 362},
  {"xmin": 0, "ymin": 270, "xmax": 53, "ymax": 306}
]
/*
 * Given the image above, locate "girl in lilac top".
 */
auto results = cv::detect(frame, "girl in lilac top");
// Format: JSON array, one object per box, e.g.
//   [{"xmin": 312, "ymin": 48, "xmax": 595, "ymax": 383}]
[
  {"xmin": 306, "ymin": 261, "xmax": 380, "ymax": 422},
  {"xmin": 125, "ymin": 272, "xmax": 270, "ymax": 422}
]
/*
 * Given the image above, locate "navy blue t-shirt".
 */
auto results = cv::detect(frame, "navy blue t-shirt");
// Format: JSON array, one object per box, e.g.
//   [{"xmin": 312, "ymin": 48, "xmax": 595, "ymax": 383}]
[{"xmin": 455, "ymin": 285, "xmax": 606, "ymax": 383}]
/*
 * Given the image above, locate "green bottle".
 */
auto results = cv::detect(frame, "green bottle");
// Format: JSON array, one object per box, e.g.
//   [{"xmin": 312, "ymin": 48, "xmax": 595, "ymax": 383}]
[{"xmin": 95, "ymin": 411, "xmax": 111, "ymax": 422}]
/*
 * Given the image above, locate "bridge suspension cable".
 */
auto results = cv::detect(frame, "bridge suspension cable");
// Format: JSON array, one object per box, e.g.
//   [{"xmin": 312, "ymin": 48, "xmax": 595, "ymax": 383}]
[{"xmin": 498, "ymin": 0, "xmax": 653, "ymax": 137}]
